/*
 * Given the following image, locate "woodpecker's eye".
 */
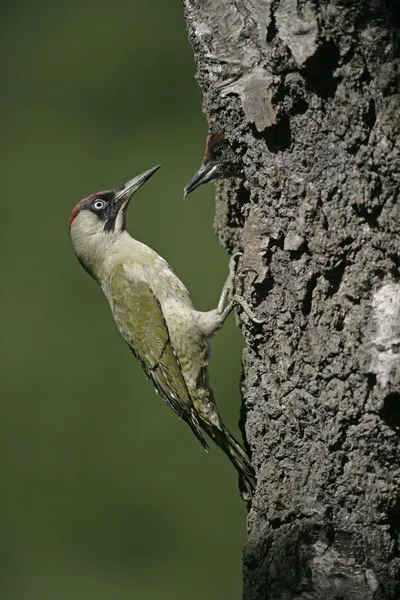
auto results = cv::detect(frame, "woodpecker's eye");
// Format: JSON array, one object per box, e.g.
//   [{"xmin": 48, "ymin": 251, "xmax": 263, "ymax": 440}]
[
  {"xmin": 210, "ymin": 142, "xmax": 224, "ymax": 159},
  {"xmin": 92, "ymin": 200, "xmax": 105, "ymax": 211}
]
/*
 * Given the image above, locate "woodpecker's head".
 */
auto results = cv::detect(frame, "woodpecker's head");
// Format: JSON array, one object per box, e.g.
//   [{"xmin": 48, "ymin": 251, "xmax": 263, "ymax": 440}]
[
  {"xmin": 184, "ymin": 127, "xmax": 242, "ymax": 196},
  {"xmin": 69, "ymin": 166, "xmax": 160, "ymax": 279}
]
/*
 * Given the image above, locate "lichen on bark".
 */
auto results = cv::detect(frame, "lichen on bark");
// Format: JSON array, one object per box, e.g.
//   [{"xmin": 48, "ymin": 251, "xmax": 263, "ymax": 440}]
[{"xmin": 183, "ymin": 1, "xmax": 400, "ymax": 598}]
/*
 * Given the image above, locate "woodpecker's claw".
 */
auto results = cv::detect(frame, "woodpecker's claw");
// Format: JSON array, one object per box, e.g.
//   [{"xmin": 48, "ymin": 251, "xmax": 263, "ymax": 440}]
[
  {"xmin": 232, "ymin": 294, "xmax": 267, "ymax": 325},
  {"xmin": 236, "ymin": 266, "xmax": 259, "ymax": 284},
  {"xmin": 218, "ymin": 252, "xmax": 265, "ymax": 325}
]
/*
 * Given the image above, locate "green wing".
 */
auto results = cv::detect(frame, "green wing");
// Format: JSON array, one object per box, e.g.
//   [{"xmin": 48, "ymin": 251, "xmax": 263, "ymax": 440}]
[{"xmin": 109, "ymin": 264, "xmax": 208, "ymax": 449}]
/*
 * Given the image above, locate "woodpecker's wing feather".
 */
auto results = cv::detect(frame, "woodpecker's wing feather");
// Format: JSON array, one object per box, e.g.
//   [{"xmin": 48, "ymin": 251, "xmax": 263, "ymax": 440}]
[{"xmin": 108, "ymin": 264, "xmax": 208, "ymax": 449}]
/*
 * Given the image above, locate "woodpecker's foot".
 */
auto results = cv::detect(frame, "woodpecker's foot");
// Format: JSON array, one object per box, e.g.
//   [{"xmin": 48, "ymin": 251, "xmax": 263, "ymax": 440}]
[
  {"xmin": 221, "ymin": 295, "xmax": 265, "ymax": 325},
  {"xmin": 218, "ymin": 253, "xmax": 266, "ymax": 325},
  {"xmin": 217, "ymin": 252, "xmax": 243, "ymax": 316},
  {"xmin": 233, "ymin": 294, "xmax": 266, "ymax": 324},
  {"xmin": 235, "ymin": 266, "xmax": 267, "ymax": 324}
]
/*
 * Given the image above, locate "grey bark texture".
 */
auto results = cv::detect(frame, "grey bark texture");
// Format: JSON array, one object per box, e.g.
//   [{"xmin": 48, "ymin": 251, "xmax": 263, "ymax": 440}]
[{"xmin": 183, "ymin": 1, "xmax": 400, "ymax": 599}]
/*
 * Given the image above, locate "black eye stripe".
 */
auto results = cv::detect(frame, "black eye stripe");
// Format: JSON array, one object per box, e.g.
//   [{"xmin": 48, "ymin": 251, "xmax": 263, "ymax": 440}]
[
  {"xmin": 103, "ymin": 203, "xmax": 122, "ymax": 232},
  {"xmin": 81, "ymin": 190, "xmax": 124, "ymax": 232},
  {"xmin": 86, "ymin": 190, "xmax": 114, "ymax": 213}
]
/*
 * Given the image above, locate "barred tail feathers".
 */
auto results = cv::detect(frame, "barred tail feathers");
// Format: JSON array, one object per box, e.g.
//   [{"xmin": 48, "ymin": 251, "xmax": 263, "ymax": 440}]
[
  {"xmin": 222, "ymin": 427, "xmax": 256, "ymax": 500},
  {"xmin": 187, "ymin": 385, "xmax": 255, "ymax": 498},
  {"xmin": 204, "ymin": 421, "xmax": 256, "ymax": 499}
]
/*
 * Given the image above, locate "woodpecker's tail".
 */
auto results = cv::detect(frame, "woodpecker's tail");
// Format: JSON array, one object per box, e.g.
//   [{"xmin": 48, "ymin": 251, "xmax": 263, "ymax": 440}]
[
  {"xmin": 187, "ymin": 408, "xmax": 209, "ymax": 451},
  {"xmin": 223, "ymin": 427, "xmax": 256, "ymax": 501},
  {"xmin": 205, "ymin": 423, "xmax": 256, "ymax": 500}
]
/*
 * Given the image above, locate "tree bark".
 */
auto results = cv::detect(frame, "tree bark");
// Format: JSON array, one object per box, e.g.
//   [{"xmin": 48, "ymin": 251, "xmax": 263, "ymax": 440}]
[{"xmin": 183, "ymin": 1, "xmax": 400, "ymax": 598}]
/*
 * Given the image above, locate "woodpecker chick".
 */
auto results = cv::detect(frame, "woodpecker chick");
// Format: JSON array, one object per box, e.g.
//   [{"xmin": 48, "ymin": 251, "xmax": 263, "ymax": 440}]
[
  {"xmin": 184, "ymin": 127, "xmax": 242, "ymax": 196},
  {"xmin": 69, "ymin": 167, "xmax": 258, "ymax": 499}
]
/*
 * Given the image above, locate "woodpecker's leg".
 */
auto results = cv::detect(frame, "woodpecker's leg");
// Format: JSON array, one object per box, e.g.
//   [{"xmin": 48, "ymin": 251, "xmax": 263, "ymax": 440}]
[{"xmin": 218, "ymin": 253, "xmax": 265, "ymax": 325}]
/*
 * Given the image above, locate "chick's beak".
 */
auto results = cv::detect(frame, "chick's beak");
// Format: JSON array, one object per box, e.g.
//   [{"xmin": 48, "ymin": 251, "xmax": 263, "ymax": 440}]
[
  {"xmin": 115, "ymin": 165, "xmax": 161, "ymax": 207},
  {"xmin": 184, "ymin": 161, "xmax": 219, "ymax": 196}
]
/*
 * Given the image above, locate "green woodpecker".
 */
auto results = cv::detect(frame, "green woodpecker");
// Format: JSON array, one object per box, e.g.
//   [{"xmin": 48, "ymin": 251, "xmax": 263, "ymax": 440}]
[
  {"xmin": 184, "ymin": 126, "xmax": 242, "ymax": 196},
  {"xmin": 69, "ymin": 166, "xmax": 259, "ymax": 499}
]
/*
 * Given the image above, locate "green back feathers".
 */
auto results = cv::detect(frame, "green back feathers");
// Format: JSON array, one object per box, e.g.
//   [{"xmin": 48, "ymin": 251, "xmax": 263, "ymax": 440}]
[{"xmin": 109, "ymin": 264, "xmax": 208, "ymax": 449}]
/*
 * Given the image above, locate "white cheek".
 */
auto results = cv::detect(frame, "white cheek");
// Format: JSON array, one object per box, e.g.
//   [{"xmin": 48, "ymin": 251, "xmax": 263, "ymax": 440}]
[
  {"xmin": 70, "ymin": 212, "xmax": 103, "ymax": 268},
  {"xmin": 71, "ymin": 211, "xmax": 100, "ymax": 237}
]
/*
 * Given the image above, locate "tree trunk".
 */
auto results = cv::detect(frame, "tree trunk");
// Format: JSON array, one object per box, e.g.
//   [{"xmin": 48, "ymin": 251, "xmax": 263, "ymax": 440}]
[{"xmin": 182, "ymin": 1, "xmax": 400, "ymax": 598}]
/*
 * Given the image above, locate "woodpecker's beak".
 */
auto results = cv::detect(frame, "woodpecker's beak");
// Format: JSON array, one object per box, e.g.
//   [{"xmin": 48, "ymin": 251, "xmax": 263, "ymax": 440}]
[
  {"xmin": 115, "ymin": 165, "xmax": 160, "ymax": 206},
  {"xmin": 184, "ymin": 162, "xmax": 219, "ymax": 196}
]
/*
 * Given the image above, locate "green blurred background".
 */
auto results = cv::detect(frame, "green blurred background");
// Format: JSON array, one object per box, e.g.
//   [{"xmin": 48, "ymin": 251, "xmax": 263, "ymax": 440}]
[{"xmin": 1, "ymin": 2, "xmax": 246, "ymax": 599}]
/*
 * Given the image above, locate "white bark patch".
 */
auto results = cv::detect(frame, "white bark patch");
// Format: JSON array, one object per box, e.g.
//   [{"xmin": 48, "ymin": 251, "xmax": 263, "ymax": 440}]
[
  {"xmin": 221, "ymin": 67, "xmax": 276, "ymax": 131},
  {"xmin": 370, "ymin": 282, "xmax": 400, "ymax": 388},
  {"xmin": 186, "ymin": 1, "xmax": 275, "ymax": 131},
  {"xmin": 194, "ymin": 21, "xmax": 211, "ymax": 38},
  {"xmin": 275, "ymin": 0, "xmax": 318, "ymax": 65}
]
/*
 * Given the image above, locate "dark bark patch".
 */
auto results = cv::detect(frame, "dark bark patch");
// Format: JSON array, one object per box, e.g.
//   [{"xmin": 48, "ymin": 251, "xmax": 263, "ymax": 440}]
[
  {"xmin": 324, "ymin": 258, "xmax": 349, "ymax": 298},
  {"xmin": 302, "ymin": 40, "xmax": 340, "ymax": 99},
  {"xmin": 253, "ymin": 114, "xmax": 292, "ymax": 152},
  {"xmin": 225, "ymin": 182, "xmax": 250, "ymax": 231},
  {"xmin": 291, "ymin": 96, "xmax": 309, "ymax": 117},
  {"xmin": 367, "ymin": 373, "xmax": 377, "ymax": 391},
  {"xmin": 380, "ymin": 392, "xmax": 400, "ymax": 430},
  {"xmin": 363, "ymin": 98, "xmax": 377, "ymax": 130},
  {"xmin": 352, "ymin": 203, "xmax": 381, "ymax": 228},
  {"xmin": 388, "ymin": 497, "xmax": 400, "ymax": 561},
  {"xmin": 389, "ymin": 253, "xmax": 400, "ymax": 276},
  {"xmin": 266, "ymin": 1, "xmax": 278, "ymax": 43},
  {"xmin": 252, "ymin": 274, "xmax": 275, "ymax": 303},
  {"xmin": 302, "ymin": 272, "xmax": 319, "ymax": 316}
]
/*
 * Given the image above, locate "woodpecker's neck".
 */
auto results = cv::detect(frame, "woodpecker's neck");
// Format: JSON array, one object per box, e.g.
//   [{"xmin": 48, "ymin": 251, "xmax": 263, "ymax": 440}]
[{"xmin": 71, "ymin": 218, "xmax": 136, "ymax": 283}]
